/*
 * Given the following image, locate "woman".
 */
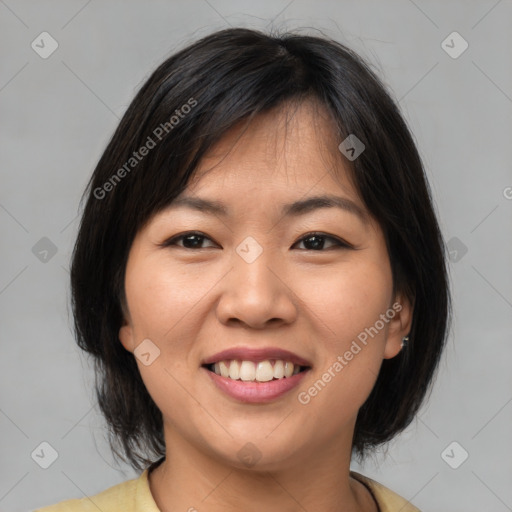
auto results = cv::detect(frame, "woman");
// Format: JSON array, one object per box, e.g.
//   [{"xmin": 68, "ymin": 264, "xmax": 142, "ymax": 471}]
[{"xmin": 36, "ymin": 27, "xmax": 451, "ymax": 512}]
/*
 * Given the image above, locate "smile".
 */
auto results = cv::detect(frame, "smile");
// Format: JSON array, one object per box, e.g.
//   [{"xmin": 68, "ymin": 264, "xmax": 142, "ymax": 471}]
[
  {"xmin": 205, "ymin": 359, "xmax": 309, "ymax": 382},
  {"xmin": 203, "ymin": 361, "xmax": 311, "ymax": 403}
]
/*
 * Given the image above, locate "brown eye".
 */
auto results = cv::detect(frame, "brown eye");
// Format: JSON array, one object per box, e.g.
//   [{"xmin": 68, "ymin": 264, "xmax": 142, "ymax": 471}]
[
  {"xmin": 293, "ymin": 232, "xmax": 351, "ymax": 251},
  {"xmin": 161, "ymin": 231, "xmax": 218, "ymax": 249},
  {"xmin": 160, "ymin": 231, "xmax": 352, "ymax": 251}
]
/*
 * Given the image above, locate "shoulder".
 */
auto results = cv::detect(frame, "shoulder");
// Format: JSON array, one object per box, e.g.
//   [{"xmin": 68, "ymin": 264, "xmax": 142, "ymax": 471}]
[
  {"xmin": 34, "ymin": 468, "xmax": 420, "ymax": 512},
  {"xmin": 350, "ymin": 471, "xmax": 422, "ymax": 512},
  {"xmin": 33, "ymin": 469, "xmax": 158, "ymax": 512}
]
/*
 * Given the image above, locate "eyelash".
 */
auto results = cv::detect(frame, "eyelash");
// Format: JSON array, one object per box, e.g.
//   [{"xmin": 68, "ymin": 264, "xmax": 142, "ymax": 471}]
[{"xmin": 160, "ymin": 231, "xmax": 352, "ymax": 251}]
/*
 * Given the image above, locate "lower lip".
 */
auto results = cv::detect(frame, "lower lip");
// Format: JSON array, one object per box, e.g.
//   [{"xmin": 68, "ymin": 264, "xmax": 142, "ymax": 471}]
[{"xmin": 203, "ymin": 367, "xmax": 310, "ymax": 403}]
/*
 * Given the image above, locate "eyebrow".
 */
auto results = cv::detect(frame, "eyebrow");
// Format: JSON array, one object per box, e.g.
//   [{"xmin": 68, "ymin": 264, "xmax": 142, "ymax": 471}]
[{"xmin": 168, "ymin": 194, "xmax": 369, "ymax": 224}]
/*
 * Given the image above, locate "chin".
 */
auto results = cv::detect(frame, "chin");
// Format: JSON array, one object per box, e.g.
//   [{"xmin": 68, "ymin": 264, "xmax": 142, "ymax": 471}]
[{"xmin": 207, "ymin": 434, "xmax": 308, "ymax": 473}]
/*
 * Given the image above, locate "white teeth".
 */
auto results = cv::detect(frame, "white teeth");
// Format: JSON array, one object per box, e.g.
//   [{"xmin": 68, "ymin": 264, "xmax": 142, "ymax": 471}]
[
  {"xmin": 273, "ymin": 360, "xmax": 284, "ymax": 379},
  {"xmin": 219, "ymin": 361, "xmax": 229, "ymax": 378},
  {"xmin": 284, "ymin": 361, "xmax": 294, "ymax": 378},
  {"xmin": 210, "ymin": 359, "xmax": 305, "ymax": 382},
  {"xmin": 239, "ymin": 361, "xmax": 256, "ymax": 381},
  {"xmin": 228, "ymin": 360, "xmax": 240, "ymax": 380},
  {"xmin": 255, "ymin": 361, "xmax": 274, "ymax": 382}
]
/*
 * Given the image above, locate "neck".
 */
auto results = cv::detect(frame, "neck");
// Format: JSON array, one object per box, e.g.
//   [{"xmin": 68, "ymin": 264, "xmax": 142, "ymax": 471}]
[{"xmin": 148, "ymin": 429, "xmax": 377, "ymax": 512}]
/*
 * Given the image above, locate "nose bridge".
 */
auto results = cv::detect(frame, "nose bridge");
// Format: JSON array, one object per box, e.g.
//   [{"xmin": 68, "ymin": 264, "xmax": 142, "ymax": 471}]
[
  {"xmin": 215, "ymin": 234, "xmax": 296, "ymax": 328},
  {"xmin": 233, "ymin": 233, "xmax": 281, "ymax": 297}
]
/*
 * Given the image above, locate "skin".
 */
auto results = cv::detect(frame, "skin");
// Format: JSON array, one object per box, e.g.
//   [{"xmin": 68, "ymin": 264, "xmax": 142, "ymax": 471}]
[{"xmin": 119, "ymin": 99, "xmax": 413, "ymax": 512}]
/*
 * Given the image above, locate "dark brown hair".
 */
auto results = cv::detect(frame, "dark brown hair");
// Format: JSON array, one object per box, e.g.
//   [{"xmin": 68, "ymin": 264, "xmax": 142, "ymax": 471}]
[{"xmin": 70, "ymin": 27, "xmax": 452, "ymax": 471}]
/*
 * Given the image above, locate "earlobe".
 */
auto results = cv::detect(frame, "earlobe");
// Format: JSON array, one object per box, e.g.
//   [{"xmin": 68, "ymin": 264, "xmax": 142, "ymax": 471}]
[
  {"xmin": 119, "ymin": 323, "xmax": 135, "ymax": 353},
  {"xmin": 383, "ymin": 294, "xmax": 414, "ymax": 360}
]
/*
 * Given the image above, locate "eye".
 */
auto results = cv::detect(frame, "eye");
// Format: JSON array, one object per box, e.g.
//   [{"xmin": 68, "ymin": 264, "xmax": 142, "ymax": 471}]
[
  {"xmin": 160, "ymin": 231, "xmax": 352, "ymax": 251},
  {"xmin": 293, "ymin": 232, "xmax": 352, "ymax": 251},
  {"xmin": 160, "ymin": 231, "xmax": 218, "ymax": 249}
]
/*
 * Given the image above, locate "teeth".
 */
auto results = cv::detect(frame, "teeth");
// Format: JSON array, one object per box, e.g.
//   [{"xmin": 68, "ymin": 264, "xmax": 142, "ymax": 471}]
[
  {"xmin": 273, "ymin": 360, "xmax": 284, "ymax": 379},
  {"xmin": 228, "ymin": 360, "xmax": 240, "ymax": 380},
  {"xmin": 255, "ymin": 361, "xmax": 274, "ymax": 382},
  {"xmin": 219, "ymin": 361, "xmax": 229, "ymax": 378},
  {"xmin": 239, "ymin": 361, "xmax": 256, "ymax": 381},
  {"xmin": 284, "ymin": 361, "xmax": 294, "ymax": 378},
  {"xmin": 211, "ymin": 359, "xmax": 305, "ymax": 382}
]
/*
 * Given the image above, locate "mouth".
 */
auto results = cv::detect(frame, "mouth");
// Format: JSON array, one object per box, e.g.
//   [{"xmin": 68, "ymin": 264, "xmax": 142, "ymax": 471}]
[
  {"xmin": 201, "ymin": 347, "xmax": 312, "ymax": 403},
  {"xmin": 202, "ymin": 359, "xmax": 311, "ymax": 383}
]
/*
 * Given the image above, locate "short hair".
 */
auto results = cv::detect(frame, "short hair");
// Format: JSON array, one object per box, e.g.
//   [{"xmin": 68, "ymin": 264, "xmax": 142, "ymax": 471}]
[{"xmin": 70, "ymin": 27, "xmax": 452, "ymax": 471}]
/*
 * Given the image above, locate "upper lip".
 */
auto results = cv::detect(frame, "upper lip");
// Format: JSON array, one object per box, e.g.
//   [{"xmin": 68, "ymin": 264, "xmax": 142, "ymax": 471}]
[{"xmin": 202, "ymin": 347, "xmax": 312, "ymax": 367}]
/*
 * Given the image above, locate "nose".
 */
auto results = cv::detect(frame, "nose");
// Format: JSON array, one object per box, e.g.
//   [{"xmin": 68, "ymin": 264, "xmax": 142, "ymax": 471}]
[{"xmin": 215, "ymin": 244, "xmax": 297, "ymax": 329}]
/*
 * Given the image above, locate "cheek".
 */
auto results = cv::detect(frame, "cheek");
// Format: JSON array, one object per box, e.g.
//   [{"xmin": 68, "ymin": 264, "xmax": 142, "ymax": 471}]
[
  {"xmin": 297, "ymin": 256, "xmax": 393, "ymax": 343},
  {"xmin": 293, "ymin": 259, "xmax": 392, "ymax": 415},
  {"xmin": 124, "ymin": 257, "xmax": 217, "ymax": 341},
  {"xmin": 135, "ymin": 359, "xmax": 207, "ymax": 448}
]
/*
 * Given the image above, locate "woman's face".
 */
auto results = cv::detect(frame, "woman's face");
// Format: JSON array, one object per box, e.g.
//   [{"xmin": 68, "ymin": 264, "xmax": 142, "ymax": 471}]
[{"xmin": 119, "ymin": 100, "xmax": 412, "ymax": 471}]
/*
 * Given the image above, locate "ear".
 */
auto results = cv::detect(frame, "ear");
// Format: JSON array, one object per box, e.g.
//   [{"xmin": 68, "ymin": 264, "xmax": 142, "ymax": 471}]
[
  {"xmin": 383, "ymin": 293, "xmax": 414, "ymax": 360},
  {"xmin": 119, "ymin": 318, "xmax": 135, "ymax": 353}
]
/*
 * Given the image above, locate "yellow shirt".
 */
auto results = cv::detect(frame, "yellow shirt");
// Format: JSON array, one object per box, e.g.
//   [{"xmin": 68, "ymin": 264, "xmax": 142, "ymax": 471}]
[{"xmin": 34, "ymin": 469, "xmax": 421, "ymax": 512}]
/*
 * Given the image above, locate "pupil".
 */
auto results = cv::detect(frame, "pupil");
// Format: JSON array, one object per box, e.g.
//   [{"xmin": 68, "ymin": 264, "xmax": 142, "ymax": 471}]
[
  {"xmin": 184, "ymin": 235, "xmax": 202, "ymax": 248},
  {"xmin": 306, "ymin": 235, "xmax": 323, "ymax": 250}
]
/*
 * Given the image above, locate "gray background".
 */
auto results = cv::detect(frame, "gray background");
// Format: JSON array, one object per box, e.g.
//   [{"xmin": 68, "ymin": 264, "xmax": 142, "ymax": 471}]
[{"xmin": 1, "ymin": 1, "xmax": 511, "ymax": 511}]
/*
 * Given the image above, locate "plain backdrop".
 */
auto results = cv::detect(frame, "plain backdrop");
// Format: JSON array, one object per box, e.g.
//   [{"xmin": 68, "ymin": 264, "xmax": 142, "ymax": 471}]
[{"xmin": 1, "ymin": 1, "xmax": 511, "ymax": 511}]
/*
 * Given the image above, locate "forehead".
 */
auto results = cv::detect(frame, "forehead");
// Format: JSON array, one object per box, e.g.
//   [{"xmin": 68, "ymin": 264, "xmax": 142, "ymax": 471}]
[{"xmin": 185, "ymin": 100, "xmax": 359, "ymax": 202}]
